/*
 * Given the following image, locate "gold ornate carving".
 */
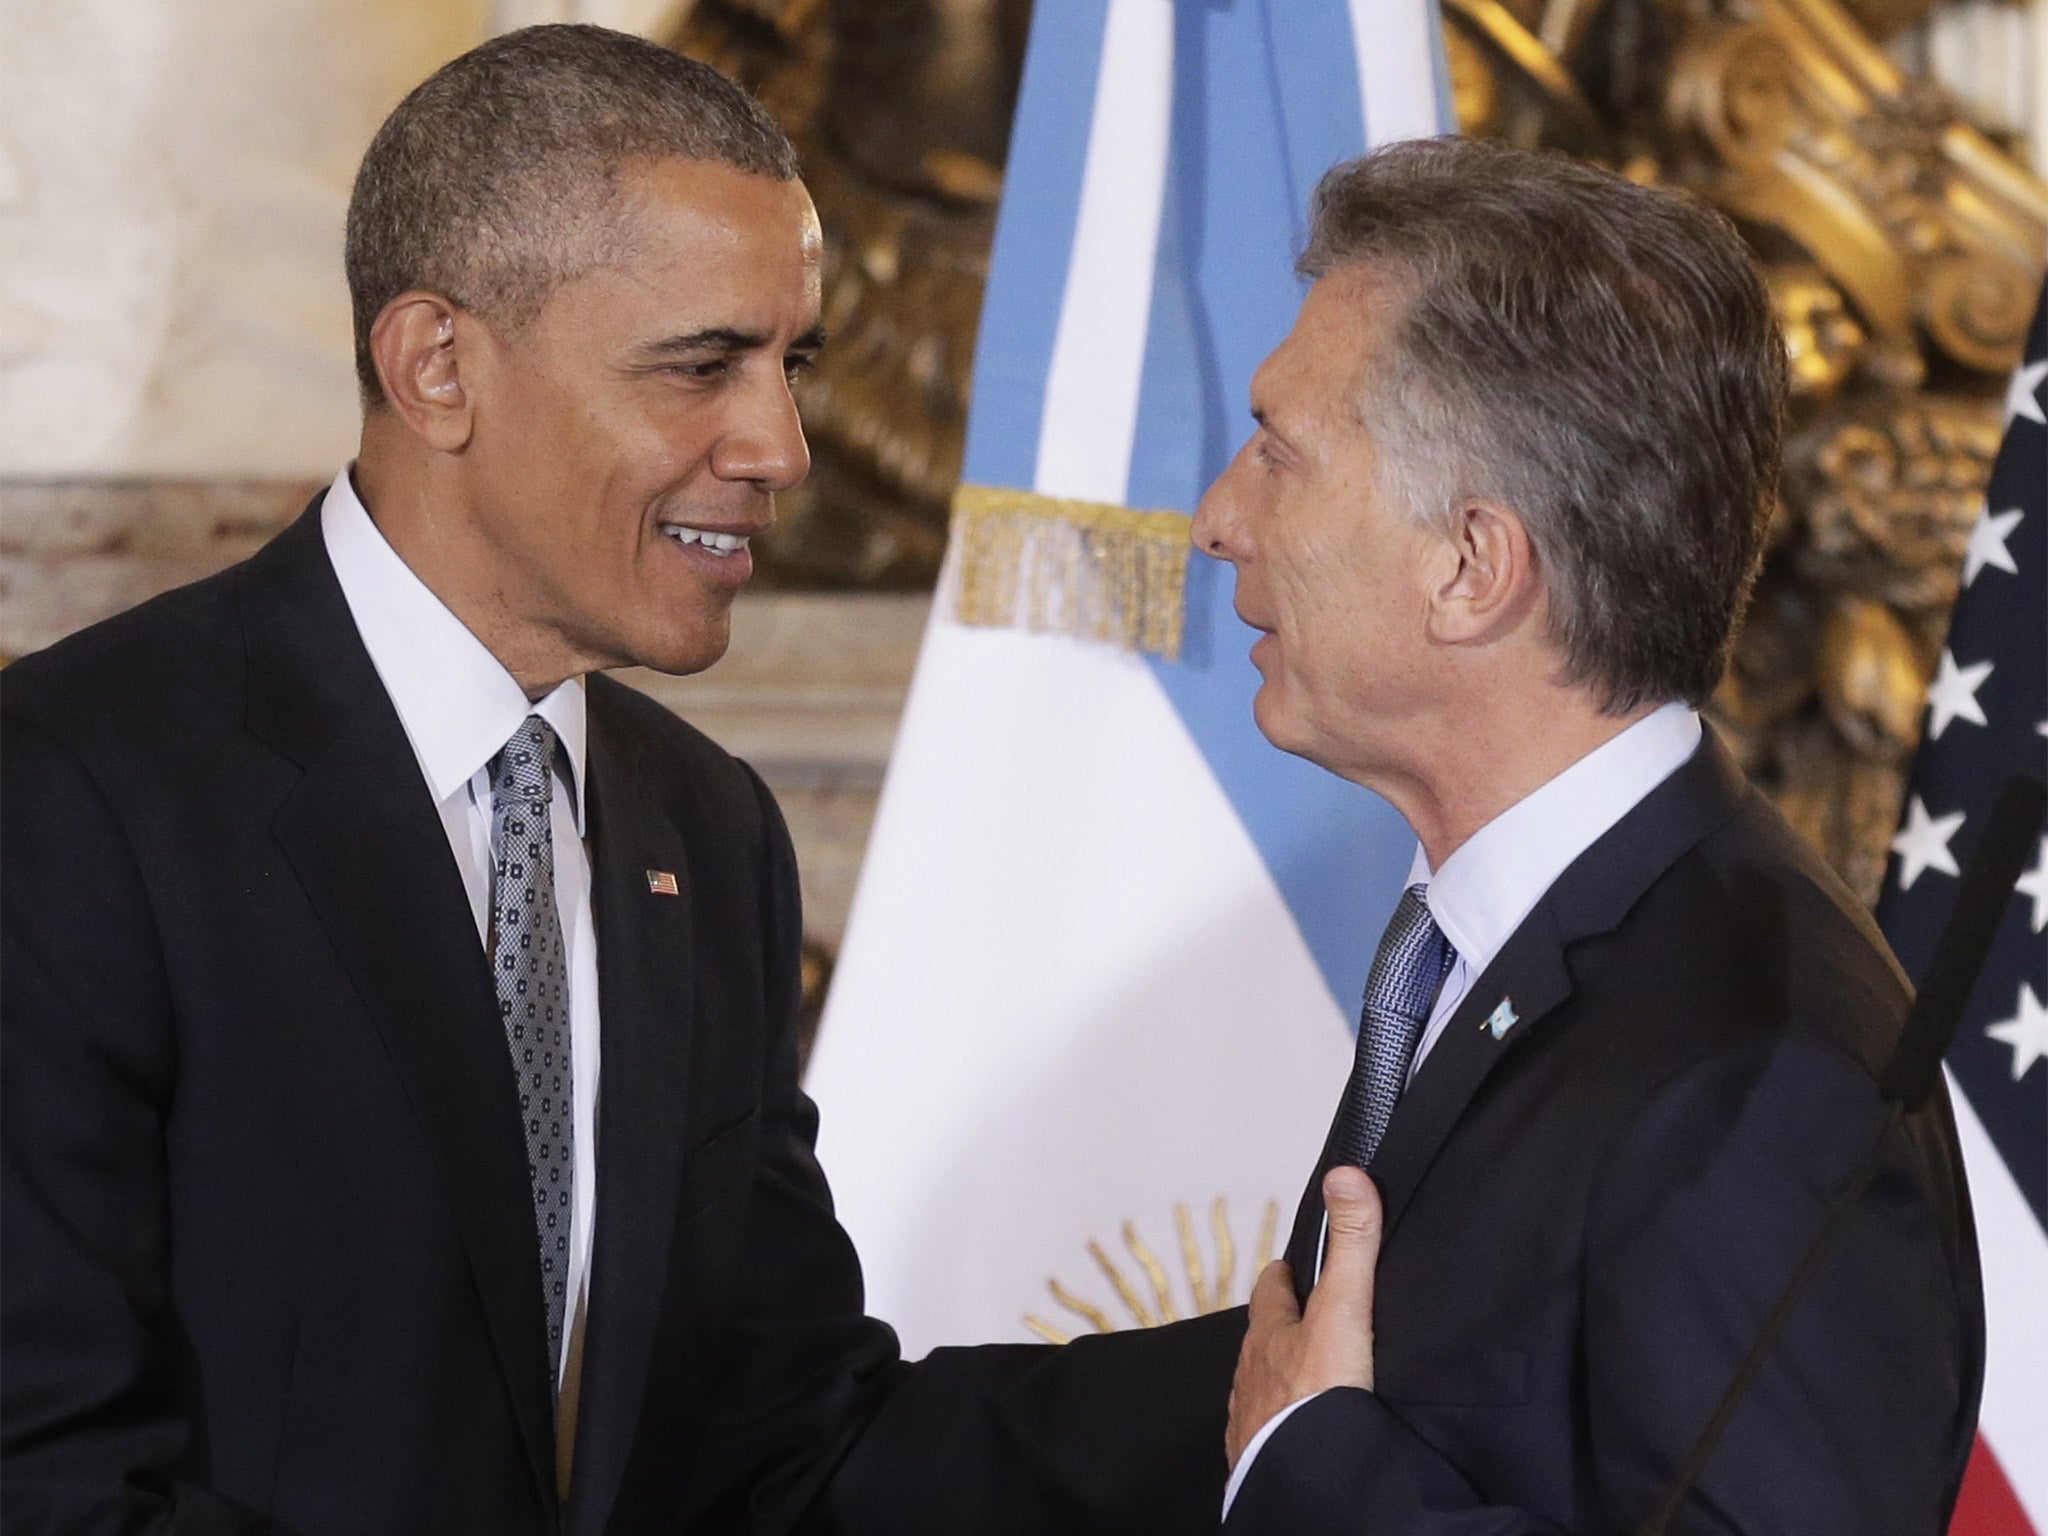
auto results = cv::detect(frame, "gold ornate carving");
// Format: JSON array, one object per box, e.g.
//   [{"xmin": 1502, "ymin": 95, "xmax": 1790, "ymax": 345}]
[
  {"xmin": 669, "ymin": 0, "xmax": 2046, "ymax": 905},
  {"xmin": 1768, "ymin": 263, "xmax": 1870, "ymax": 396},
  {"xmin": 1663, "ymin": 0, "xmax": 2044, "ymax": 377}
]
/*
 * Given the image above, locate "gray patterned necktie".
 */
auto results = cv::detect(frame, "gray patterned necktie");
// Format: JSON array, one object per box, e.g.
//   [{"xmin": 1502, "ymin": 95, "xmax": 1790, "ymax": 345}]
[
  {"xmin": 1332, "ymin": 883, "xmax": 1454, "ymax": 1168},
  {"xmin": 489, "ymin": 714, "xmax": 574, "ymax": 1372}
]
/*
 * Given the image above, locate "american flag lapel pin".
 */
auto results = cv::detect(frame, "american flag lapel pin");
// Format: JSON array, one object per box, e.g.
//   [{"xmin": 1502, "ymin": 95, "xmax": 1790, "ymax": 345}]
[{"xmin": 645, "ymin": 869, "xmax": 680, "ymax": 896}]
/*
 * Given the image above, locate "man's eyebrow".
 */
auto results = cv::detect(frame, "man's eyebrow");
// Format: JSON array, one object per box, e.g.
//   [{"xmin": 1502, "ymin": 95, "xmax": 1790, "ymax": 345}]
[
  {"xmin": 1250, "ymin": 405, "xmax": 1293, "ymax": 448},
  {"xmin": 637, "ymin": 327, "xmax": 763, "ymax": 357},
  {"xmin": 635, "ymin": 325, "xmax": 829, "ymax": 359}
]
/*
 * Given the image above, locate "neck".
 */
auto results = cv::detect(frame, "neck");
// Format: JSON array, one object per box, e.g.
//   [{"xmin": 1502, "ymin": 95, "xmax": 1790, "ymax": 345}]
[
  {"xmin": 353, "ymin": 426, "xmax": 590, "ymax": 701},
  {"xmin": 1365, "ymin": 683, "xmax": 1659, "ymax": 871}
]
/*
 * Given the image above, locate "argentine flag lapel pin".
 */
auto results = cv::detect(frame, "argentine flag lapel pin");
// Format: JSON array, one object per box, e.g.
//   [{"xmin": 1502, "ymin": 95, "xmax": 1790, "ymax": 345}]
[{"xmin": 1484, "ymin": 998, "xmax": 1518, "ymax": 1040}]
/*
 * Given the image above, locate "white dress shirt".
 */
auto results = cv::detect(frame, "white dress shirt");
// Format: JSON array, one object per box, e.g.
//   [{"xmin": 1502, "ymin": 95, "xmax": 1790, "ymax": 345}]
[
  {"xmin": 1224, "ymin": 702, "xmax": 1704, "ymax": 1515},
  {"xmin": 320, "ymin": 467, "xmax": 602, "ymax": 1423},
  {"xmin": 1407, "ymin": 701, "xmax": 1704, "ymax": 1081}
]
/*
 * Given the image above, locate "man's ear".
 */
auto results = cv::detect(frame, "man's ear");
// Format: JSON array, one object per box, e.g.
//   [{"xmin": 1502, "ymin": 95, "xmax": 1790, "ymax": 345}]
[
  {"xmin": 1426, "ymin": 498, "xmax": 1540, "ymax": 645},
  {"xmin": 367, "ymin": 292, "xmax": 475, "ymax": 452}
]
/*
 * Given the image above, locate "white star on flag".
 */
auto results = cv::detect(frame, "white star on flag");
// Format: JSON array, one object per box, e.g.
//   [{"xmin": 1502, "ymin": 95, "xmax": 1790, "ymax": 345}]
[
  {"xmin": 1985, "ymin": 981, "xmax": 2048, "ymax": 1082},
  {"xmin": 1961, "ymin": 506, "xmax": 2022, "ymax": 586},
  {"xmin": 2005, "ymin": 357, "xmax": 2047, "ymax": 427},
  {"xmin": 1922, "ymin": 649, "xmax": 1993, "ymax": 739},
  {"xmin": 2016, "ymin": 836, "xmax": 2048, "ymax": 933},
  {"xmin": 1890, "ymin": 795, "xmax": 1965, "ymax": 890}
]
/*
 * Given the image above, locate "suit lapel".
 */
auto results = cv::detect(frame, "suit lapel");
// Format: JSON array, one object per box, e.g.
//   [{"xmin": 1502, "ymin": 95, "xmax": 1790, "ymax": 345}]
[
  {"xmin": 1371, "ymin": 731, "xmax": 1752, "ymax": 1233},
  {"xmin": 564, "ymin": 699, "xmax": 700, "ymax": 1536},
  {"xmin": 1282, "ymin": 906, "xmax": 1576, "ymax": 1296},
  {"xmin": 1299, "ymin": 732, "xmax": 1757, "ymax": 1245},
  {"xmin": 242, "ymin": 506, "xmax": 561, "ymax": 1515},
  {"xmin": 1367, "ymin": 903, "xmax": 1573, "ymax": 1232}
]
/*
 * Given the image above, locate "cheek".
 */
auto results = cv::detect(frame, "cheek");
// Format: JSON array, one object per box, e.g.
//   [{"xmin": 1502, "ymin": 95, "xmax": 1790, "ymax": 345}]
[
  {"xmin": 1273, "ymin": 531, "xmax": 1361, "ymax": 638},
  {"xmin": 615, "ymin": 398, "xmax": 726, "ymax": 506},
  {"xmin": 547, "ymin": 409, "xmax": 670, "ymax": 536},
  {"xmin": 477, "ymin": 382, "xmax": 601, "ymax": 508},
  {"xmin": 1271, "ymin": 532, "xmax": 1407, "ymax": 708}
]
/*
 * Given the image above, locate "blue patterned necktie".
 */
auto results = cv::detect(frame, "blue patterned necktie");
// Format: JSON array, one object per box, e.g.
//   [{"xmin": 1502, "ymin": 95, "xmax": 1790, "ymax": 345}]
[
  {"xmin": 489, "ymin": 714, "xmax": 574, "ymax": 1374},
  {"xmin": 1332, "ymin": 883, "xmax": 1454, "ymax": 1168}
]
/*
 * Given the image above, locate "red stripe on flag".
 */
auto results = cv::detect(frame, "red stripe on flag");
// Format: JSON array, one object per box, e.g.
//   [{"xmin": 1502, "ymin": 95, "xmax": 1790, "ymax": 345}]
[{"xmin": 1951, "ymin": 1435, "xmax": 2038, "ymax": 1536}]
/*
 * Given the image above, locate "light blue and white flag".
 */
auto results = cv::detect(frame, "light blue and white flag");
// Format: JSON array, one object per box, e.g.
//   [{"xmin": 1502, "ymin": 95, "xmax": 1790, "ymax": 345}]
[{"xmin": 806, "ymin": 0, "xmax": 1455, "ymax": 1358}]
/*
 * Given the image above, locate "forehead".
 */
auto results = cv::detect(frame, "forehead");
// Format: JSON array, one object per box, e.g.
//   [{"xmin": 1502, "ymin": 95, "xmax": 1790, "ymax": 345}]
[
  {"xmin": 550, "ymin": 156, "xmax": 822, "ymax": 332},
  {"xmin": 618, "ymin": 156, "xmax": 821, "ymax": 260},
  {"xmin": 1258, "ymin": 268, "xmax": 1409, "ymax": 407}
]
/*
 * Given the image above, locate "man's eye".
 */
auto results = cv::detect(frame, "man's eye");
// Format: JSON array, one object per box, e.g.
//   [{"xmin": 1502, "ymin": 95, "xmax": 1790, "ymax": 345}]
[
  {"xmin": 668, "ymin": 359, "xmax": 728, "ymax": 381},
  {"xmin": 784, "ymin": 354, "xmax": 817, "ymax": 380}
]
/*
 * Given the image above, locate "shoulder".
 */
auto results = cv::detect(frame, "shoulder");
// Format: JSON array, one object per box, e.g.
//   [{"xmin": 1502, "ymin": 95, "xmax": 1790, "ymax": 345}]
[
  {"xmin": 1566, "ymin": 781, "xmax": 1908, "ymax": 1086},
  {"xmin": 1570, "ymin": 792, "xmax": 1942, "ymax": 1234},
  {"xmin": 3, "ymin": 506, "xmax": 337, "ymax": 810},
  {"xmin": 1692, "ymin": 788, "xmax": 1908, "ymax": 1064},
  {"xmin": 2, "ymin": 561, "xmax": 249, "ymax": 762}
]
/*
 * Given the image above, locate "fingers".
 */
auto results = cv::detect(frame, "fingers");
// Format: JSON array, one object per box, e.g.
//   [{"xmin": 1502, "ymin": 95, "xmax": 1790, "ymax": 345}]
[
  {"xmin": 1303, "ymin": 1166, "xmax": 1382, "ymax": 1332},
  {"xmin": 1229, "ymin": 1261, "xmax": 1301, "ymax": 1471},
  {"xmin": 1247, "ymin": 1258, "xmax": 1299, "ymax": 1331},
  {"xmin": 1225, "ymin": 1383, "xmax": 1249, "ymax": 1470}
]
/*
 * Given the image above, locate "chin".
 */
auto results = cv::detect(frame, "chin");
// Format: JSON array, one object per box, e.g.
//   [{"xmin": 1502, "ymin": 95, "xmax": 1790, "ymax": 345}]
[
  {"xmin": 636, "ymin": 640, "xmax": 730, "ymax": 677},
  {"xmin": 1249, "ymin": 687, "xmax": 1298, "ymax": 753},
  {"xmin": 1253, "ymin": 687, "xmax": 1335, "ymax": 768},
  {"xmin": 616, "ymin": 614, "xmax": 732, "ymax": 678}
]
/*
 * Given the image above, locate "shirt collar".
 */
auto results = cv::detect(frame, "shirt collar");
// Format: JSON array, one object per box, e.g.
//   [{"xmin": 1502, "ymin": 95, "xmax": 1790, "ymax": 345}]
[
  {"xmin": 320, "ymin": 465, "xmax": 587, "ymax": 833},
  {"xmin": 1405, "ymin": 701, "xmax": 1702, "ymax": 979}
]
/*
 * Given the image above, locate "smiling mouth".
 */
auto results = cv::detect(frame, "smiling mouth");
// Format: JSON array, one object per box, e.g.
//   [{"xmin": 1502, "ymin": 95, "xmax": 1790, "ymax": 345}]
[{"xmin": 658, "ymin": 522, "xmax": 752, "ymax": 556}]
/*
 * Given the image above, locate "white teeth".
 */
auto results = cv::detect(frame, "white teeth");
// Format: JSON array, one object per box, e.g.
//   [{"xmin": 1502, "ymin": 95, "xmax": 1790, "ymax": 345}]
[{"xmin": 659, "ymin": 524, "xmax": 750, "ymax": 555}]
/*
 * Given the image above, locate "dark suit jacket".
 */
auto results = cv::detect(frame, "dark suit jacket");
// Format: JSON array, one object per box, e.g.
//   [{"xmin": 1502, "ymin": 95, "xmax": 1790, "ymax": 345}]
[
  {"xmin": 2, "ymin": 504, "xmax": 1241, "ymax": 1536},
  {"xmin": 1231, "ymin": 734, "xmax": 1984, "ymax": 1535}
]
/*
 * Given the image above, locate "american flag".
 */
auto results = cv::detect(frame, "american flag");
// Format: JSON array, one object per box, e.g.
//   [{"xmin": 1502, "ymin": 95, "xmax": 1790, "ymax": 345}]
[{"xmin": 1877, "ymin": 278, "xmax": 2048, "ymax": 1535}]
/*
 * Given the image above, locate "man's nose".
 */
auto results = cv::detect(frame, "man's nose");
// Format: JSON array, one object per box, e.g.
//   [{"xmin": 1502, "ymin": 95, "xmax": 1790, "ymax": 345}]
[
  {"xmin": 1192, "ymin": 453, "xmax": 1247, "ymax": 561},
  {"xmin": 710, "ymin": 372, "xmax": 811, "ymax": 492}
]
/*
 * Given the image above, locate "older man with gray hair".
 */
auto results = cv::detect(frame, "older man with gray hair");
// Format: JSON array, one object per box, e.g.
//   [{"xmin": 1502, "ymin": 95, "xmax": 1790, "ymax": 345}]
[{"xmin": 1200, "ymin": 138, "xmax": 1981, "ymax": 1533}]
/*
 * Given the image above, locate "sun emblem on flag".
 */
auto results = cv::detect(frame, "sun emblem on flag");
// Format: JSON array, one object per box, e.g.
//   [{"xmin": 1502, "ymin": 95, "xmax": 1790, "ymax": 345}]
[{"xmin": 1024, "ymin": 1198, "xmax": 1280, "ymax": 1343}]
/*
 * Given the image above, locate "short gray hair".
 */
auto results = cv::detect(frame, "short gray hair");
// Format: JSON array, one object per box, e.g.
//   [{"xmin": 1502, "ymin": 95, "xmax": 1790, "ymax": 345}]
[
  {"xmin": 1302, "ymin": 137, "xmax": 1785, "ymax": 712},
  {"xmin": 344, "ymin": 24, "xmax": 799, "ymax": 406}
]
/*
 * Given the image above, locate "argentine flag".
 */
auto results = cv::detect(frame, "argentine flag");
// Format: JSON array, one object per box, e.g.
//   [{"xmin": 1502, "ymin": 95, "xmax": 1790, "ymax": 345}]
[{"xmin": 806, "ymin": 0, "xmax": 1455, "ymax": 1359}]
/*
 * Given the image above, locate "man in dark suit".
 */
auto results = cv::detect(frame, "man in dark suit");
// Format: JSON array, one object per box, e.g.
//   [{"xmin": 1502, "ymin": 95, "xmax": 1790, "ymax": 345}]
[
  {"xmin": 1, "ymin": 26, "xmax": 1238, "ymax": 1536},
  {"xmin": 1194, "ymin": 138, "xmax": 1983, "ymax": 1532}
]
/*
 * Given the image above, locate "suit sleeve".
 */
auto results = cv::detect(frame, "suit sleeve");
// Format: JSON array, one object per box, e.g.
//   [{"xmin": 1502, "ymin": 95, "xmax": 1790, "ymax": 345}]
[
  {"xmin": 694, "ymin": 766, "xmax": 1245, "ymax": 1536},
  {"xmin": 1224, "ymin": 1035, "xmax": 1972, "ymax": 1535},
  {"xmin": 1, "ymin": 711, "xmax": 291, "ymax": 1534},
  {"xmin": 825, "ymin": 1307, "xmax": 1244, "ymax": 1536}
]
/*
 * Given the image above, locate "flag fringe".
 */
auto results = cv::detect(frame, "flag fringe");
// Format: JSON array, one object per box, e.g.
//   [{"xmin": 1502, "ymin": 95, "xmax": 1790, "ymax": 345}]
[{"xmin": 947, "ymin": 484, "xmax": 1190, "ymax": 660}]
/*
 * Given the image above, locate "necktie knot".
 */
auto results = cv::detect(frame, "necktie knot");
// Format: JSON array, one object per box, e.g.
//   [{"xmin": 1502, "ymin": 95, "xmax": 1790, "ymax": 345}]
[
  {"xmin": 493, "ymin": 715, "xmax": 558, "ymax": 807},
  {"xmin": 1364, "ymin": 884, "xmax": 1451, "ymax": 1030}
]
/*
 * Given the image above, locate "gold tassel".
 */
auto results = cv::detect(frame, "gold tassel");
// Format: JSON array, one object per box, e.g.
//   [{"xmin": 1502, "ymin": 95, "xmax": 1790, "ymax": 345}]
[{"xmin": 948, "ymin": 484, "xmax": 1191, "ymax": 661}]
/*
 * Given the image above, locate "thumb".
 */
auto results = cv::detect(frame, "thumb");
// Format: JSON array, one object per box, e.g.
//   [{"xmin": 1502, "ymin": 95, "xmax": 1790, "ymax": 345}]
[{"xmin": 1305, "ymin": 1165, "xmax": 1383, "ymax": 1324}]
